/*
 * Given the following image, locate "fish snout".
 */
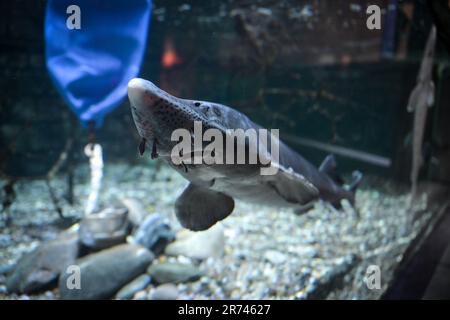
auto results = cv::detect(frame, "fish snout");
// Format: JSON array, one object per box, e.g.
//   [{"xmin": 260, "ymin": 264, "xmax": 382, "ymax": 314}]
[
  {"xmin": 128, "ymin": 78, "xmax": 160, "ymax": 140},
  {"xmin": 127, "ymin": 78, "xmax": 160, "ymax": 110},
  {"xmin": 127, "ymin": 78, "xmax": 210, "ymax": 157},
  {"xmin": 127, "ymin": 78, "xmax": 194, "ymax": 152}
]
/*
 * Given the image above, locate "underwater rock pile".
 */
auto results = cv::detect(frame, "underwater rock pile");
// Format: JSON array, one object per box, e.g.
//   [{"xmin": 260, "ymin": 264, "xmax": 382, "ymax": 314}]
[
  {"xmin": 5, "ymin": 230, "xmax": 79, "ymax": 294},
  {"xmin": 0, "ymin": 163, "xmax": 431, "ymax": 300},
  {"xmin": 59, "ymin": 244, "xmax": 154, "ymax": 299}
]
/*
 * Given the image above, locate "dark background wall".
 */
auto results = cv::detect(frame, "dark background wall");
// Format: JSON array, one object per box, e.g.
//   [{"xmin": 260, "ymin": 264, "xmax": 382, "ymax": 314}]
[{"xmin": 0, "ymin": 0, "xmax": 447, "ymax": 184}]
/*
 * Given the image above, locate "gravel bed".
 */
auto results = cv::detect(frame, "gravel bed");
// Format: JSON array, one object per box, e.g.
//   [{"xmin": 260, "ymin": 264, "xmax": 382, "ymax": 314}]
[{"xmin": 0, "ymin": 160, "xmax": 431, "ymax": 300}]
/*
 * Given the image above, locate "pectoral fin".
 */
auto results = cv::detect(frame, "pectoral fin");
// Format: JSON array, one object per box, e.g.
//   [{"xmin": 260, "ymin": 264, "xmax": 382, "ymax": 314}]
[
  {"xmin": 266, "ymin": 164, "xmax": 319, "ymax": 206},
  {"xmin": 175, "ymin": 183, "xmax": 235, "ymax": 231}
]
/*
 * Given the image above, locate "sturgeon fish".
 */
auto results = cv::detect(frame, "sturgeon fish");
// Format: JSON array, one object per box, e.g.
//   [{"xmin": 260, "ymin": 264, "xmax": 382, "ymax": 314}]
[
  {"xmin": 407, "ymin": 25, "xmax": 436, "ymax": 200},
  {"xmin": 128, "ymin": 78, "xmax": 362, "ymax": 231}
]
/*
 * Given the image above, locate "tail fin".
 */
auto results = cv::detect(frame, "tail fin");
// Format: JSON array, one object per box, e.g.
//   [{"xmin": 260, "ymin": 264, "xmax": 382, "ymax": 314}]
[
  {"xmin": 320, "ymin": 154, "xmax": 363, "ymax": 193},
  {"xmin": 321, "ymin": 155, "xmax": 363, "ymax": 212}
]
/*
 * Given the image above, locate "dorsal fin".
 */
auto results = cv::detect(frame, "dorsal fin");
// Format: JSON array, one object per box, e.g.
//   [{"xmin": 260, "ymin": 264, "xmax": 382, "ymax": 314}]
[
  {"xmin": 319, "ymin": 154, "xmax": 336, "ymax": 175},
  {"xmin": 319, "ymin": 154, "xmax": 345, "ymax": 186}
]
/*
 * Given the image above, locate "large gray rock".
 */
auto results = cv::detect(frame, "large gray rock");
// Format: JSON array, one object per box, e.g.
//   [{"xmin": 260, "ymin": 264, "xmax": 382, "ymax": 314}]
[
  {"xmin": 115, "ymin": 274, "xmax": 151, "ymax": 300},
  {"xmin": 79, "ymin": 207, "xmax": 129, "ymax": 250},
  {"xmin": 165, "ymin": 223, "xmax": 225, "ymax": 260},
  {"xmin": 120, "ymin": 198, "xmax": 147, "ymax": 226},
  {"xmin": 147, "ymin": 262, "xmax": 204, "ymax": 284},
  {"xmin": 59, "ymin": 244, "xmax": 154, "ymax": 300},
  {"xmin": 133, "ymin": 214, "xmax": 175, "ymax": 255},
  {"xmin": 6, "ymin": 232, "xmax": 79, "ymax": 294}
]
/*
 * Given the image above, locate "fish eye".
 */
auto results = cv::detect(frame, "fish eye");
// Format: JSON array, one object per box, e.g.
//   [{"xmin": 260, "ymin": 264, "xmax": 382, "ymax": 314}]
[{"xmin": 194, "ymin": 102, "xmax": 201, "ymax": 107}]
